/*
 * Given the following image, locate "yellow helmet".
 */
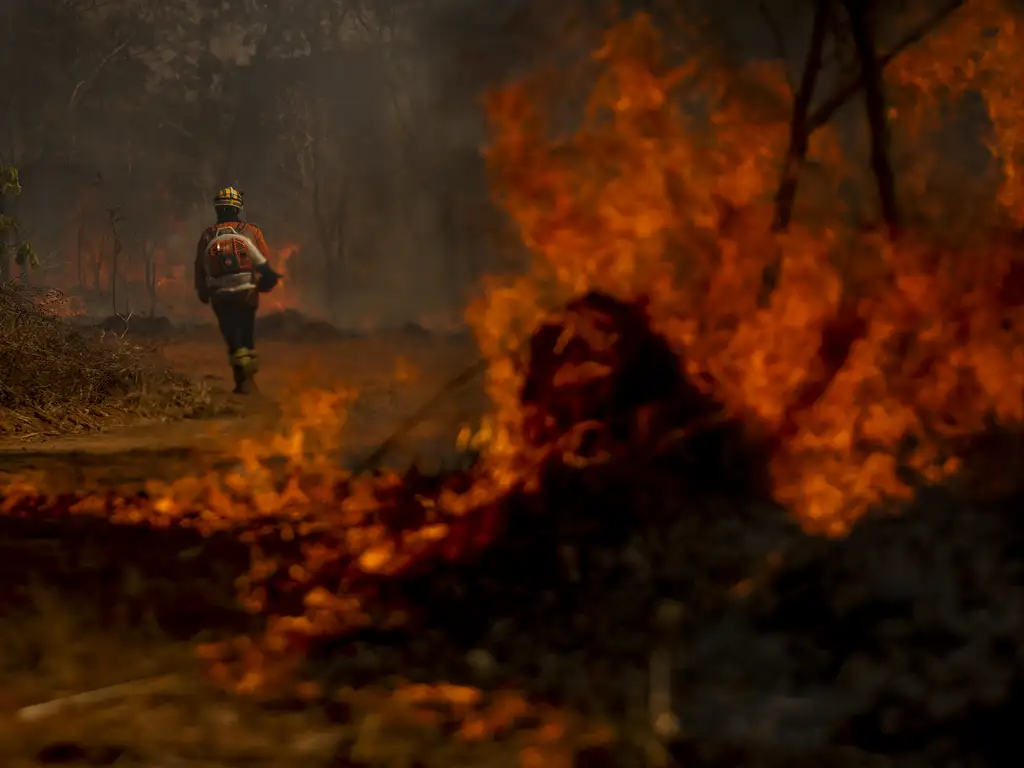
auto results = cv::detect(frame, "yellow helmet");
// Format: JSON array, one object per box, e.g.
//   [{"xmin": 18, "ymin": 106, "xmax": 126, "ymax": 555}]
[{"xmin": 213, "ymin": 186, "xmax": 243, "ymax": 209}]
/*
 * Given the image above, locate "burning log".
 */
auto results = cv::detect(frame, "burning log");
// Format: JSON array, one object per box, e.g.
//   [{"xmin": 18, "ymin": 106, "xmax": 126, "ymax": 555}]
[{"xmin": 520, "ymin": 291, "xmax": 707, "ymax": 451}]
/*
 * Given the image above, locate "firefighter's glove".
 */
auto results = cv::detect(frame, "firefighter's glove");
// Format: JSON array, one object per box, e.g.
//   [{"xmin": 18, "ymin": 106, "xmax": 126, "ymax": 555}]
[{"xmin": 255, "ymin": 263, "xmax": 282, "ymax": 294}]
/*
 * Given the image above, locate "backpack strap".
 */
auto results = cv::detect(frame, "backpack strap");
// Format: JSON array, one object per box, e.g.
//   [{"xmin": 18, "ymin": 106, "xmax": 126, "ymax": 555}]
[{"xmin": 213, "ymin": 224, "xmax": 240, "ymax": 238}]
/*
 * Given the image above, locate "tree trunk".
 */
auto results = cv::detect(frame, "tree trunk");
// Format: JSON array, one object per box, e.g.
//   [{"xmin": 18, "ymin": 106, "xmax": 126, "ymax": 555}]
[
  {"xmin": 109, "ymin": 240, "xmax": 118, "ymax": 314},
  {"xmin": 807, "ymin": 0, "xmax": 965, "ymax": 135},
  {"xmin": 108, "ymin": 209, "xmax": 122, "ymax": 314},
  {"xmin": 773, "ymin": 0, "xmax": 831, "ymax": 231},
  {"xmin": 109, "ymin": 253, "xmax": 117, "ymax": 313},
  {"xmin": 323, "ymin": 244, "xmax": 337, "ymax": 319},
  {"xmin": 143, "ymin": 240, "xmax": 158, "ymax": 316},
  {"xmin": 766, "ymin": 0, "xmax": 967, "ymax": 229},
  {"xmin": 842, "ymin": 0, "xmax": 900, "ymax": 237},
  {"xmin": 311, "ymin": 181, "xmax": 333, "ymax": 317},
  {"xmin": 92, "ymin": 237, "xmax": 102, "ymax": 293},
  {"xmin": 76, "ymin": 223, "xmax": 85, "ymax": 289},
  {"xmin": 327, "ymin": 211, "xmax": 350, "ymax": 322}
]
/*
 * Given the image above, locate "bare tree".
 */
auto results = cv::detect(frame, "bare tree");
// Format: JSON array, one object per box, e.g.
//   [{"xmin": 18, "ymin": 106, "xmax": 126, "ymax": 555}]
[{"xmin": 773, "ymin": 0, "xmax": 831, "ymax": 231}]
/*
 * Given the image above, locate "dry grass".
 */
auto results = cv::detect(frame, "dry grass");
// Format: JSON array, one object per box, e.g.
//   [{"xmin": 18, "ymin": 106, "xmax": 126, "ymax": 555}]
[
  {"xmin": 0, "ymin": 283, "xmax": 220, "ymax": 434},
  {"xmin": 0, "ymin": 585, "xmax": 618, "ymax": 768}
]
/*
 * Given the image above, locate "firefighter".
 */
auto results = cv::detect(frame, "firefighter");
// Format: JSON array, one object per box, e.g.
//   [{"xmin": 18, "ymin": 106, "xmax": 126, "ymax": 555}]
[{"xmin": 194, "ymin": 186, "xmax": 281, "ymax": 394}]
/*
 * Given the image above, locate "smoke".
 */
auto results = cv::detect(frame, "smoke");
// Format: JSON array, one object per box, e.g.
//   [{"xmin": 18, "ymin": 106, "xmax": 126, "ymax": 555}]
[{"xmin": 6, "ymin": 0, "xmax": 553, "ymax": 327}]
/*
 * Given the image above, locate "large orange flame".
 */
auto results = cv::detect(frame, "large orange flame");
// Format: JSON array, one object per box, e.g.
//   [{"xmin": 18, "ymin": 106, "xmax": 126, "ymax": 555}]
[{"xmin": 474, "ymin": 9, "xmax": 1024, "ymax": 534}]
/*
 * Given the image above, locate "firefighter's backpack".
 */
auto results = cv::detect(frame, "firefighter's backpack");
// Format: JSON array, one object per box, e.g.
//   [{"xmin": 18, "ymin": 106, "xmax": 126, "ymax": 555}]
[{"xmin": 205, "ymin": 223, "xmax": 263, "ymax": 278}]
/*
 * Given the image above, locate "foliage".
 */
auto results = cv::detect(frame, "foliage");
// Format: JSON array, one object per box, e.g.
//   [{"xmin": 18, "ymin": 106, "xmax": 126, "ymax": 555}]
[
  {"xmin": 14, "ymin": 242, "xmax": 38, "ymax": 270},
  {"xmin": 0, "ymin": 164, "xmax": 37, "ymax": 274},
  {"xmin": 0, "ymin": 164, "xmax": 21, "ymax": 198}
]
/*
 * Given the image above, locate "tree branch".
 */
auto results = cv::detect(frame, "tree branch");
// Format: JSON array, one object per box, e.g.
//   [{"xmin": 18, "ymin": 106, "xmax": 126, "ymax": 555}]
[
  {"xmin": 68, "ymin": 36, "xmax": 133, "ymax": 112},
  {"xmin": 806, "ymin": 0, "xmax": 965, "ymax": 133},
  {"xmin": 773, "ymin": 0, "xmax": 830, "ymax": 231},
  {"xmin": 761, "ymin": 0, "xmax": 962, "ymax": 298}
]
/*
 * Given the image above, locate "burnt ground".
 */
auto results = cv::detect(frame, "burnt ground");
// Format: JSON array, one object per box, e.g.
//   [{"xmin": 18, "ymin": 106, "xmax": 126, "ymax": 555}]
[{"xmin": 2, "ymin": 298, "xmax": 1023, "ymax": 767}]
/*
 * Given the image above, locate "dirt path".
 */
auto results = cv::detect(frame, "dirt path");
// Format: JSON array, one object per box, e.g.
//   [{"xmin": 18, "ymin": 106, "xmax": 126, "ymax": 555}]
[
  {"xmin": 0, "ymin": 333, "xmax": 487, "ymax": 491},
  {"xmin": 0, "ymin": 330, "xmax": 508, "ymax": 768}
]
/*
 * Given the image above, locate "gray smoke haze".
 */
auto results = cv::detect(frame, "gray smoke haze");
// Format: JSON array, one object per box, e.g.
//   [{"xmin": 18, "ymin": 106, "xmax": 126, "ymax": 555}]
[
  {"xmin": 0, "ymin": 0, "xmax": 1004, "ymax": 325},
  {"xmin": 3, "ymin": 0, "xmax": 553, "ymax": 327}
]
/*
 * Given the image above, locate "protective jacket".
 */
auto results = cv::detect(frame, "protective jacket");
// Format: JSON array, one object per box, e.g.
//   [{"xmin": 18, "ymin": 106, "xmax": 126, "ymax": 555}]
[{"xmin": 193, "ymin": 220, "xmax": 277, "ymax": 303}]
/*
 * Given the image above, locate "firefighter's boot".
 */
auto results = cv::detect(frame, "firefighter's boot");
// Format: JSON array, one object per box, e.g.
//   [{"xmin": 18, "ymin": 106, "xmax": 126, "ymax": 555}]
[{"xmin": 230, "ymin": 347, "xmax": 259, "ymax": 394}]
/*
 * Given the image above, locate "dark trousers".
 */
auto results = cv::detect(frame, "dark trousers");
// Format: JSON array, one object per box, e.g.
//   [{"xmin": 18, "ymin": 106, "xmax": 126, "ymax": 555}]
[{"xmin": 211, "ymin": 294, "xmax": 257, "ymax": 355}]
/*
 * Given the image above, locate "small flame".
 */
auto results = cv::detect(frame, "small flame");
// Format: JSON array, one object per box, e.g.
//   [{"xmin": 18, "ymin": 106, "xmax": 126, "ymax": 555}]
[{"xmin": 265, "ymin": 242, "xmax": 302, "ymax": 312}]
